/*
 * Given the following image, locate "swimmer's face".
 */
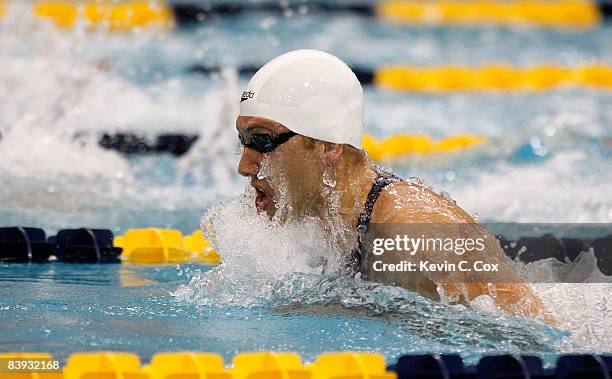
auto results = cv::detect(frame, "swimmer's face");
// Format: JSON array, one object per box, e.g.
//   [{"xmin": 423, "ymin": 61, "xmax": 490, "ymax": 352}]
[{"xmin": 236, "ymin": 116, "xmax": 325, "ymax": 219}]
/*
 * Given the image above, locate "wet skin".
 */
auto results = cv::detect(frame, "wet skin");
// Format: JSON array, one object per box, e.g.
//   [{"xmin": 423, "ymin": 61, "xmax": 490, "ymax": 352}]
[
  {"xmin": 236, "ymin": 115, "xmax": 556, "ymax": 325},
  {"xmin": 236, "ymin": 116, "xmax": 331, "ymax": 220}
]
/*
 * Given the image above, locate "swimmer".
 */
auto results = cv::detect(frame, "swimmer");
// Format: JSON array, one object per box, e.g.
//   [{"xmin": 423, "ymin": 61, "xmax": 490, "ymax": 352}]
[{"xmin": 235, "ymin": 49, "xmax": 556, "ymax": 325}]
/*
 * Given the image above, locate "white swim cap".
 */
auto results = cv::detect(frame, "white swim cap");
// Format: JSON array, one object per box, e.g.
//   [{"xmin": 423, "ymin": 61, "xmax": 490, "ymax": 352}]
[{"xmin": 238, "ymin": 49, "xmax": 364, "ymax": 148}]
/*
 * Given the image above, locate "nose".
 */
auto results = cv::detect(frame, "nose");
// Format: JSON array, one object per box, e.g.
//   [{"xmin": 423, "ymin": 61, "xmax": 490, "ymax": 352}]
[{"xmin": 237, "ymin": 147, "xmax": 262, "ymax": 178}]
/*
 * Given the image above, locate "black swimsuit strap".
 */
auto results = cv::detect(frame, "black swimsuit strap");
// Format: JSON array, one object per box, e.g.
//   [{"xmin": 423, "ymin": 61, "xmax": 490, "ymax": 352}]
[
  {"xmin": 356, "ymin": 172, "xmax": 400, "ymax": 233},
  {"xmin": 346, "ymin": 171, "xmax": 400, "ymax": 275}
]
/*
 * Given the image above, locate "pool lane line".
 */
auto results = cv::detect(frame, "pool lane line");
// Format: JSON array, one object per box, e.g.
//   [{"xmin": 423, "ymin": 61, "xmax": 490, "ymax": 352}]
[
  {"xmin": 93, "ymin": 132, "xmax": 486, "ymax": 158},
  {"xmin": 2, "ymin": 226, "xmax": 612, "ymax": 273},
  {"xmin": 1, "ymin": 0, "xmax": 609, "ymax": 29},
  {"xmin": 1, "ymin": 352, "xmax": 611, "ymax": 378},
  {"xmin": 188, "ymin": 63, "xmax": 612, "ymax": 92},
  {"xmin": 0, "ymin": 227, "xmax": 221, "ymax": 264},
  {"xmin": 173, "ymin": 0, "xmax": 606, "ymax": 28}
]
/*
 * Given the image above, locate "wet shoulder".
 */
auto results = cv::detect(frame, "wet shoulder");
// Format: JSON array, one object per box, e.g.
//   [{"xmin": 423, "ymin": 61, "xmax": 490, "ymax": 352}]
[{"xmin": 370, "ymin": 180, "xmax": 475, "ymax": 224}]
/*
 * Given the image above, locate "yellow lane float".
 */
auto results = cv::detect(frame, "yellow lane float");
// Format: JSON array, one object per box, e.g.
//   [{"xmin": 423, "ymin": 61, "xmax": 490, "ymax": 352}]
[
  {"xmin": 1, "ymin": 351, "xmax": 397, "ymax": 378},
  {"xmin": 64, "ymin": 352, "xmax": 145, "ymax": 379},
  {"xmin": 33, "ymin": 0, "xmax": 173, "ymax": 31},
  {"xmin": 144, "ymin": 352, "xmax": 229, "ymax": 379},
  {"xmin": 377, "ymin": 0, "xmax": 601, "ymax": 28},
  {"xmin": 183, "ymin": 230, "xmax": 222, "ymax": 264},
  {"xmin": 114, "ymin": 228, "xmax": 220, "ymax": 264},
  {"xmin": 309, "ymin": 352, "xmax": 396, "ymax": 379},
  {"xmin": 363, "ymin": 133, "xmax": 486, "ymax": 161},
  {"xmin": 233, "ymin": 352, "xmax": 309, "ymax": 379},
  {"xmin": 375, "ymin": 64, "xmax": 612, "ymax": 92}
]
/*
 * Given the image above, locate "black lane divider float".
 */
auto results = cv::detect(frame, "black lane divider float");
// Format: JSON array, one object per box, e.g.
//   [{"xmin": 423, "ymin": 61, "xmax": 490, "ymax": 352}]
[
  {"xmin": 172, "ymin": 2, "xmax": 374, "ymax": 25},
  {"xmin": 187, "ymin": 64, "xmax": 375, "ymax": 85},
  {"xmin": 53, "ymin": 229, "xmax": 122, "ymax": 263},
  {"xmin": 1, "ymin": 226, "xmax": 611, "ymax": 273},
  {"xmin": 498, "ymin": 233, "xmax": 612, "ymax": 272},
  {"xmin": 0, "ymin": 227, "xmax": 53, "ymax": 262},
  {"xmin": 0, "ymin": 227, "xmax": 121, "ymax": 263},
  {"xmin": 602, "ymin": 3, "xmax": 612, "ymax": 17},
  {"xmin": 170, "ymin": 1, "xmax": 612, "ymax": 26},
  {"xmin": 98, "ymin": 133, "xmax": 199, "ymax": 156},
  {"xmin": 388, "ymin": 354, "xmax": 612, "ymax": 379}
]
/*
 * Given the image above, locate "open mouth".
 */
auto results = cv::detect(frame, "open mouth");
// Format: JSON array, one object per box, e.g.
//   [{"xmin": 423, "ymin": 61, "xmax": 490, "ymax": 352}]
[{"xmin": 252, "ymin": 181, "xmax": 272, "ymax": 213}]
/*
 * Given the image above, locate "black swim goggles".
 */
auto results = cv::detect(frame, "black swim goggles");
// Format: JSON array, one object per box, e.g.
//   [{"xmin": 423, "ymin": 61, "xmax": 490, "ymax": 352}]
[{"xmin": 238, "ymin": 131, "xmax": 297, "ymax": 153}]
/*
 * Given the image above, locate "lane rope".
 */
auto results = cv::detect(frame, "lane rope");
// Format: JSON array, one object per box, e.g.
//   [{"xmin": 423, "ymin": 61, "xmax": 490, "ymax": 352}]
[
  {"xmin": 1, "ymin": 0, "xmax": 609, "ymax": 29},
  {"xmin": 188, "ymin": 63, "xmax": 612, "ymax": 92},
  {"xmin": 93, "ymin": 132, "xmax": 486, "ymax": 158},
  {"xmin": 1, "ymin": 351, "xmax": 611, "ymax": 378}
]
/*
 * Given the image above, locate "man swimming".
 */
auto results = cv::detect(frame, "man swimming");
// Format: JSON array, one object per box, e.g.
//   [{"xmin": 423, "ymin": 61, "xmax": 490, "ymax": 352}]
[{"xmin": 235, "ymin": 49, "xmax": 555, "ymax": 325}]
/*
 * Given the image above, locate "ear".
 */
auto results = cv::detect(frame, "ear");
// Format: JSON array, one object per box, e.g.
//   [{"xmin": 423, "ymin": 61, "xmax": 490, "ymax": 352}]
[{"xmin": 319, "ymin": 142, "xmax": 344, "ymax": 165}]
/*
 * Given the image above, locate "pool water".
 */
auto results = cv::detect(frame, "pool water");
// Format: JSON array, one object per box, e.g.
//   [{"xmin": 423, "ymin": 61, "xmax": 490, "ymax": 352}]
[
  {"xmin": 0, "ymin": 262, "xmax": 570, "ymax": 365},
  {"xmin": 1, "ymin": 1, "xmax": 611, "ymax": 365}
]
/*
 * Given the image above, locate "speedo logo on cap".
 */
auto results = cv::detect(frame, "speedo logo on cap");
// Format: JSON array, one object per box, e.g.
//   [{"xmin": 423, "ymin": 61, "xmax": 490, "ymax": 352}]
[{"xmin": 241, "ymin": 91, "xmax": 255, "ymax": 102}]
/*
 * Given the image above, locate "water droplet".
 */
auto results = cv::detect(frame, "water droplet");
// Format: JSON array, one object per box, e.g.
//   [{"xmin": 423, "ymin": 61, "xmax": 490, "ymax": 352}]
[
  {"xmin": 323, "ymin": 176, "xmax": 336, "ymax": 188},
  {"xmin": 298, "ymin": 4, "xmax": 309, "ymax": 14},
  {"xmin": 407, "ymin": 176, "xmax": 423, "ymax": 185},
  {"xmin": 544, "ymin": 124, "xmax": 557, "ymax": 136},
  {"xmin": 257, "ymin": 155, "xmax": 272, "ymax": 179},
  {"xmin": 259, "ymin": 17, "xmax": 277, "ymax": 30},
  {"xmin": 529, "ymin": 136, "xmax": 547, "ymax": 157},
  {"xmin": 440, "ymin": 190, "xmax": 456, "ymax": 203},
  {"xmin": 445, "ymin": 171, "xmax": 456, "ymax": 181}
]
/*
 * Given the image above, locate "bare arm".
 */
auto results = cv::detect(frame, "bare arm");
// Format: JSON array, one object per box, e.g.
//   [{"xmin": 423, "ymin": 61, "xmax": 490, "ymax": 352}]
[{"xmin": 370, "ymin": 182, "xmax": 556, "ymax": 325}]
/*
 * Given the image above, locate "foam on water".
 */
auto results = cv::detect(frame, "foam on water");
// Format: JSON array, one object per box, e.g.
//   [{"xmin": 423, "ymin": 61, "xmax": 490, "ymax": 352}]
[
  {"xmin": 452, "ymin": 150, "xmax": 612, "ymax": 223},
  {"xmin": 0, "ymin": 10, "xmax": 243, "ymax": 212},
  {"xmin": 174, "ymin": 197, "xmax": 611, "ymax": 355}
]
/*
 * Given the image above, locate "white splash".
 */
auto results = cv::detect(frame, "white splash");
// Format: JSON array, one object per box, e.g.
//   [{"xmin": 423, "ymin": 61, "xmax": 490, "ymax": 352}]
[
  {"xmin": 173, "ymin": 194, "xmax": 342, "ymax": 306},
  {"xmin": 452, "ymin": 151, "xmax": 612, "ymax": 223},
  {"xmin": 175, "ymin": 198, "xmax": 612, "ymax": 353}
]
